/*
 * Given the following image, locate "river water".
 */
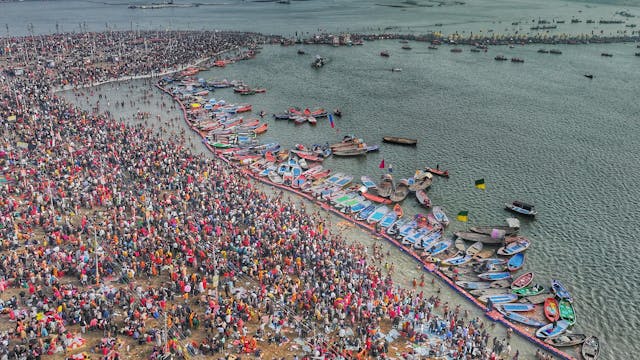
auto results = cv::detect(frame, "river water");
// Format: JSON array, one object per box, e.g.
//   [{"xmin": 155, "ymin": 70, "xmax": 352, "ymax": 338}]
[{"xmin": 14, "ymin": 0, "xmax": 640, "ymax": 358}]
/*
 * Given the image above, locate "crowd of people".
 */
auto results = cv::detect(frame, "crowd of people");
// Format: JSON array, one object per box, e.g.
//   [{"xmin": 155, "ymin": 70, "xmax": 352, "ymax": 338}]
[{"xmin": 0, "ymin": 30, "xmax": 549, "ymax": 360}]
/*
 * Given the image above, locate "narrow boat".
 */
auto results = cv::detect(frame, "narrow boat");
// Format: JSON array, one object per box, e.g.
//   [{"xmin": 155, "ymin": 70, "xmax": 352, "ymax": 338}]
[
  {"xmin": 504, "ymin": 312, "xmax": 547, "ymax": 327},
  {"xmin": 441, "ymin": 254, "xmax": 473, "ymax": 266},
  {"xmin": 478, "ymin": 293, "xmax": 518, "ymax": 304},
  {"xmin": 356, "ymin": 205, "xmax": 377, "ymax": 221},
  {"xmin": 345, "ymin": 199, "xmax": 371, "ymax": 214},
  {"xmin": 582, "ymin": 336, "xmax": 600, "ymax": 360},
  {"xmin": 511, "ymin": 272, "xmax": 534, "ymax": 290},
  {"xmin": 259, "ymin": 164, "xmax": 276, "ymax": 177},
  {"xmin": 382, "ymin": 136, "xmax": 417, "ymax": 146},
  {"xmin": 332, "ymin": 192, "xmax": 357, "ymax": 207},
  {"xmin": 478, "ymin": 271, "xmax": 511, "ymax": 281},
  {"xmin": 325, "ymin": 172, "xmax": 345, "ymax": 185},
  {"xmin": 268, "ymin": 171, "xmax": 283, "ymax": 184},
  {"xmin": 456, "ymin": 279, "xmax": 511, "ymax": 290},
  {"xmin": 335, "ymin": 175, "xmax": 354, "ymax": 188},
  {"xmin": 403, "ymin": 227, "xmax": 430, "ymax": 246},
  {"xmin": 415, "ymin": 189, "xmax": 431, "ymax": 208},
  {"xmin": 497, "ymin": 237, "xmax": 531, "ymax": 256},
  {"xmin": 512, "ymin": 284, "xmax": 546, "ymax": 297},
  {"xmin": 362, "ymin": 190, "xmax": 393, "ymax": 204},
  {"xmin": 455, "ymin": 231, "xmax": 503, "ymax": 245},
  {"xmin": 393, "ymin": 203, "xmax": 403, "ymax": 218},
  {"xmin": 395, "ymin": 219, "xmax": 418, "ymax": 238},
  {"xmin": 338, "ymin": 196, "xmax": 365, "ymax": 211},
  {"xmin": 380, "ymin": 50, "xmax": 390, "ymax": 57},
  {"xmin": 426, "ymin": 238, "xmax": 452, "ymax": 255},
  {"xmin": 432, "ymin": 206, "xmax": 450, "ymax": 226},
  {"xmin": 378, "ymin": 210, "xmax": 398, "ymax": 228},
  {"xmin": 544, "ymin": 297, "xmax": 560, "ymax": 322},
  {"xmin": 518, "ymin": 293, "xmax": 550, "ymax": 305},
  {"xmin": 469, "ymin": 225, "xmax": 519, "ymax": 236},
  {"xmin": 425, "ymin": 166, "xmax": 450, "ymax": 178},
  {"xmin": 505, "ymin": 200, "xmax": 537, "ymax": 217},
  {"xmin": 408, "ymin": 171, "xmax": 433, "ymax": 191},
  {"xmin": 536, "ymin": 320, "xmax": 570, "ymax": 339},
  {"xmin": 466, "ymin": 241, "xmax": 483, "ymax": 257},
  {"xmin": 367, "ymin": 205, "xmax": 390, "ymax": 224},
  {"xmin": 361, "ymin": 176, "xmax": 377, "ymax": 189},
  {"xmin": 377, "ymin": 174, "xmax": 394, "ymax": 198},
  {"xmin": 390, "ymin": 179, "xmax": 410, "ymax": 202},
  {"xmin": 551, "ymin": 279, "xmax": 573, "ymax": 303},
  {"xmin": 559, "ymin": 299, "xmax": 576, "ymax": 325},
  {"xmin": 507, "ymin": 253, "xmax": 525, "ymax": 271},
  {"xmin": 497, "ymin": 303, "xmax": 536, "ymax": 313},
  {"xmin": 417, "ymin": 229, "xmax": 442, "ymax": 250},
  {"xmin": 333, "ymin": 148, "xmax": 368, "ymax": 157},
  {"xmin": 545, "ymin": 334, "xmax": 586, "ymax": 347},
  {"xmin": 386, "ymin": 217, "xmax": 410, "ymax": 236}
]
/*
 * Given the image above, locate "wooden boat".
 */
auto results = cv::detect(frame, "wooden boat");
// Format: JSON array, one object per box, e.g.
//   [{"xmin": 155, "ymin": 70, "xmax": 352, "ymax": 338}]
[
  {"xmin": 559, "ymin": 299, "xmax": 576, "ymax": 325},
  {"xmin": 504, "ymin": 312, "xmax": 547, "ymax": 327},
  {"xmin": 518, "ymin": 293, "xmax": 550, "ymax": 305},
  {"xmin": 478, "ymin": 271, "xmax": 511, "ymax": 281},
  {"xmin": 382, "ymin": 136, "xmax": 417, "ymax": 146},
  {"xmin": 471, "ymin": 287, "xmax": 513, "ymax": 297},
  {"xmin": 511, "ymin": 272, "xmax": 534, "ymax": 290},
  {"xmin": 497, "ymin": 237, "xmax": 531, "ymax": 256},
  {"xmin": 425, "ymin": 166, "xmax": 449, "ymax": 178},
  {"xmin": 536, "ymin": 320, "xmax": 570, "ymax": 339},
  {"xmin": 415, "ymin": 189, "xmax": 431, "ymax": 208},
  {"xmin": 377, "ymin": 174, "xmax": 394, "ymax": 198},
  {"xmin": 455, "ymin": 231, "xmax": 502, "ymax": 245},
  {"xmin": 582, "ymin": 336, "xmax": 600, "ymax": 360},
  {"xmin": 544, "ymin": 297, "xmax": 560, "ymax": 322},
  {"xmin": 390, "ymin": 179, "xmax": 410, "ymax": 202},
  {"xmin": 332, "ymin": 148, "xmax": 367, "ymax": 157},
  {"xmin": 465, "ymin": 241, "xmax": 483, "ymax": 257},
  {"xmin": 408, "ymin": 171, "xmax": 432, "ymax": 191},
  {"xmin": 505, "ymin": 200, "xmax": 537, "ymax": 216},
  {"xmin": 478, "ymin": 293, "xmax": 518, "ymax": 304},
  {"xmin": 551, "ymin": 279, "xmax": 573, "ymax": 303},
  {"xmin": 507, "ymin": 253, "xmax": 525, "ymax": 271},
  {"xmin": 469, "ymin": 225, "xmax": 519, "ymax": 236},
  {"xmin": 512, "ymin": 284, "xmax": 546, "ymax": 297},
  {"xmin": 545, "ymin": 334, "xmax": 586, "ymax": 347},
  {"xmin": 268, "ymin": 171, "xmax": 283, "ymax": 184},
  {"xmin": 362, "ymin": 190, "xmax": 393, "ymax": 205}
]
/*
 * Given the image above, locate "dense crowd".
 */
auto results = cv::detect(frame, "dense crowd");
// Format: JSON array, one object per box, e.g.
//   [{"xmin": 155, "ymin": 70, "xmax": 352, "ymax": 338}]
[{"xmin": 0, "ymin": 31, "xmax": 543, "ymax": 360}]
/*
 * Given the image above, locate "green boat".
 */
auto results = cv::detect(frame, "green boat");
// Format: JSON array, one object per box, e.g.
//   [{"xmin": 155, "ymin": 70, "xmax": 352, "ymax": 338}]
[
  {"xmin": 559, "ymin": 299, "xmax": 576, "ymax": 325},
  {"xmin": 512, "ymin": 284, "xmax": 546, "ymax": 297},
  {"xmin": 211, "ymin": 142, "xmax": 232, "ymax": 149}
]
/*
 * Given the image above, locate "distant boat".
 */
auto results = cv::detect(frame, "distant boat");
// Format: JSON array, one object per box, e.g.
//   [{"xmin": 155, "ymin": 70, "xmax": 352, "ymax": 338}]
[
  {"xmin": 601, "ymin": 53, "xmax": 613, "ymax": 57},
  {"xmin": 382, "ymin": 136, "xmax": 417, "ymax": 146},
  {"xmin": 495, "ymin": 55, "xmax": 508, "ymax": 61},
  {"xmin": 538, "ymin": 49, "xmax": 550, "ymax": 53},
  {"xmin": 505, "ymin": 200, "xmax": 537, "ymax": 217},
  {"xmin": 391, "ymin": 68, "xmax": 402, "ymax": 72},
  {"xmin": 380, "ymin": 50, "xmax": 390, "ymax": 57},
  {"xmin": 450, "ymin": 48, "xmax": 462, "ymax": 53},
  {"xmin": 425, "ymin": 166, "xmax": 449, "ymax": 178},
  {"xmin": 297, "ymin": 49, "xmax": 306, "ymax": 55},
  {"xmin": 511, "ymin": 57, "xmax": 525, "ymax": 63},
  {"xmin": 401, "ymin": 45, "xmax": 412, "ymax": 50},
  {"xmin": 311, "ymin": 55, "xmax": 328, "ymax": 68},
  {"xmin": 428, "ymin": 45, "xmax": 438, "ymax": 50},
  {"xmin": 549, "ymin": 49, "xmax": 563, "ymax": 54},
  {"xmin": 584, "ymin": 74, "xmax": 594, "ymax": 79}
]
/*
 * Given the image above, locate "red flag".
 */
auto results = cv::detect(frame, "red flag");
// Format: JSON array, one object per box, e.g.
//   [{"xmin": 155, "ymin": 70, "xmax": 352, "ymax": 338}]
[{"xmin": 379, "ymin": 159, "xmax": 385, "ymax": 169}]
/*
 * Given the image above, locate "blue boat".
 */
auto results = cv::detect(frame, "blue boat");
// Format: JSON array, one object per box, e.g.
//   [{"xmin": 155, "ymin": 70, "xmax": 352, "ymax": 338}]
[
  {"xmin": 356, "ymin": 205, "xmax": 377, "ymax": 221},
  {"xmin": 291, "ymin": 166, "xmax": 302, "ymax": 179},
  {"xmin": 335, "ymin": 175, "xmax": 354, "ymax": 188},
  {"xmin": 360, "ymin": 176, "xmax": 377, "ymax": 189},
  {"xmin": 325, "ymin": 172, "xmax": 344, "ymax": 185},
  {"xmin": 432, "ymin": 206, "xmax": 450, "ymax": 226},
  {"xmin": 346, "ymin": 200, "xmax": 371, "ymax": 214},
  {"xmin": 426, "ymin": 238, "xmax": 452, "ymax": 255},
  {"xmin": 386, "ymin": 218, "xmax": 410, "ymax": 236},
  {"xmin": 277, "ymin": 163, "xmax": 290, "ymax": 175},
  {"xmin": 504, "ymin": 312, "xmax": 547, "ymax": 328},
  {"xmin": 536, "ymin": 320, "xmax": 570, "ymax": 339},
  {"xmin": 417, "ymin": 230, "xmax": 442, "ymax": 250},
  {"xmin": 259, "ymin": 165, "xmax": 276, "ymax": 177},
  {"xmin": 403, "ymin": 227, "xmax": 429, "ymax": 245},
  {"xmin": 442, "ymin": 254, "xmax": 472, "ymax": 266},
  {"xmin": 498, "ymin": 303, "xmax": 536, "ymax": 313},
  {"xmin": 478, "ymin": 271, "xmax": 512, "ymax": 281},
  {"xmin": 397, "ymin": 219, "xmax": 419, "ymax": 239},
  {"xmin": 551, "ymin": 279, "xmax": 573, "ymax": 303},
  {"xmin": 367, "ymin": 206, "xmax": 390, "ymax": 224},
  {"xmin": 497, "ymin": 238, "xmax": 531, "ymax": 256},
  {"xmin": 378, "ymin": 211, "xmax": 398, "ymax": 228},
  {"xmin": 478, "ymin": 293, "xmax": 519, "ymax": 304},
  {"xmin": 507, "ymin": 253, "xmax": 525, "ymax": 271}
]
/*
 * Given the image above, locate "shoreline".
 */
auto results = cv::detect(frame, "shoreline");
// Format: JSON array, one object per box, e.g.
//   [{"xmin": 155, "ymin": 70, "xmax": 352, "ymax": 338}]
[{"xmin": 152, "ymin": 74, "xmax": 577, "ymax": 360}]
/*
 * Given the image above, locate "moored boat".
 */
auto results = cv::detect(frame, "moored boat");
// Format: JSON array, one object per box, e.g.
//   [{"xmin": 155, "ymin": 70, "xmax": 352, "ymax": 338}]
[
  {"xmin": 512, "ymin": 284, "xmax": 546, "ymax": 297},
  {"xmin": 497, "ymin": 237, "xmax": 531, "ymax": 256},
  {"xmin": 455, "ymin": 231, "xmax": 502, "ymax": 245},
  {"xmin": 551, "ymin": 279, "xmax": 573, "ymax": 303},
  {"xmin": 478, "ymin": 271, "xmax": 511, "ymax": 281},
  {"xmin": 505, "ymin": 200, "xmax": 537, "ymax": 216},
  {"xmin": 582, "ymin": 336, "xmax": 600, "ymax": 360},
  {"xmin": 382, "ymin": 136, "xmax": 417, "ymax": 146},
  {"xmin": 390, "ymin": 179, "xmax": 410, "ymax": 202},
  {"xmin": 544, "ymin": 297, "xmax": 560, "ymax": 322},
  {"xmin": 425, "ymin": 166, "xmax": 449, "ymax": 177},
  {"xmin": 545, "ymin": 334, "xmax": 586, "ymax": 347},
  {"xmin": 432, "ymin": 206, "xmax": 450, "ymax": 226},
  {"xmin": 536, "ymin": 320, "xmax": 570, "ymax": 339},
  {"xmin": 504, "ymin": 311, "xmax": 547, "ymax": 327},
  {"xmin": 511, "ymin": 271, "xmax": 534, "ymax": 290},
  {"xmin": 377, "ymin": 174, "xmax": 394, "ymax": 198},
  {"xmin": 478, "ymin": 293, "xmax": 518, "ymax": 304},
  {"xmin": 469, "ymin": 224, "xmax": 519, "ymax": 236},
  {"xmin": 559, "ymin": 299, "xmax": 576, "ymax": 325},
  {"xmin": 507, "ymin": 253, "xmax": 525, "ymax": 271},
  {"xmin": 415, "ymin": 189, "xmax": 431, "ymax": 208}
]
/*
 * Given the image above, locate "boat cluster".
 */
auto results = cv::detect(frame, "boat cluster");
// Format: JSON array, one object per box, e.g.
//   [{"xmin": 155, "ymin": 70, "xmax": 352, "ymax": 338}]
[
  {"xmin": 432, "ymin": 221, "xmax": 599, "ymax": 356},
  {"xmin": 273, "ymin": 107, "xmax": 328, "ymax": 125}
]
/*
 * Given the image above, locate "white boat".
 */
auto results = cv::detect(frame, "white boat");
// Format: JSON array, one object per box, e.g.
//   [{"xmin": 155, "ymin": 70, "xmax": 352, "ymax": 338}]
[{"xmin": 367, "ymin": 206, "xmax": 390, "ymax": 224}]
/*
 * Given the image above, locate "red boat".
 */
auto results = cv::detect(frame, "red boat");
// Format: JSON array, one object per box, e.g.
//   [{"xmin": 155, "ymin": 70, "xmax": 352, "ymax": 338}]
[
  {"xmin": 511, "ymin": 271, "xmax": 534, "ymax": 290},
  {"xmin": 416, "ymin": 189, "xmax": 431, "ymax": 208},
  {"xmin": 393, "ymin": 204, "xmax": 403, "ymax": 218},
  {"xmin": 544, "ymin": 297, "xmax": 560, "ymax": 322},
  {"xmin": 362, "ymin": 191, "xmax": 393, "ymax": 205},
  {"xmin": 426, "ymin": 166, "xmax": 450, "ymax": 178},
  {"xmin": 253, "ymin": 123, "xmax": 268, "ymax": 135},
  {"xmin": 291, "ymin": 150, "xmax": 323, "ymax": 162},
  {"xmin": 236, "ymin": 104, "xmax": 252, "ymax": 113}
]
